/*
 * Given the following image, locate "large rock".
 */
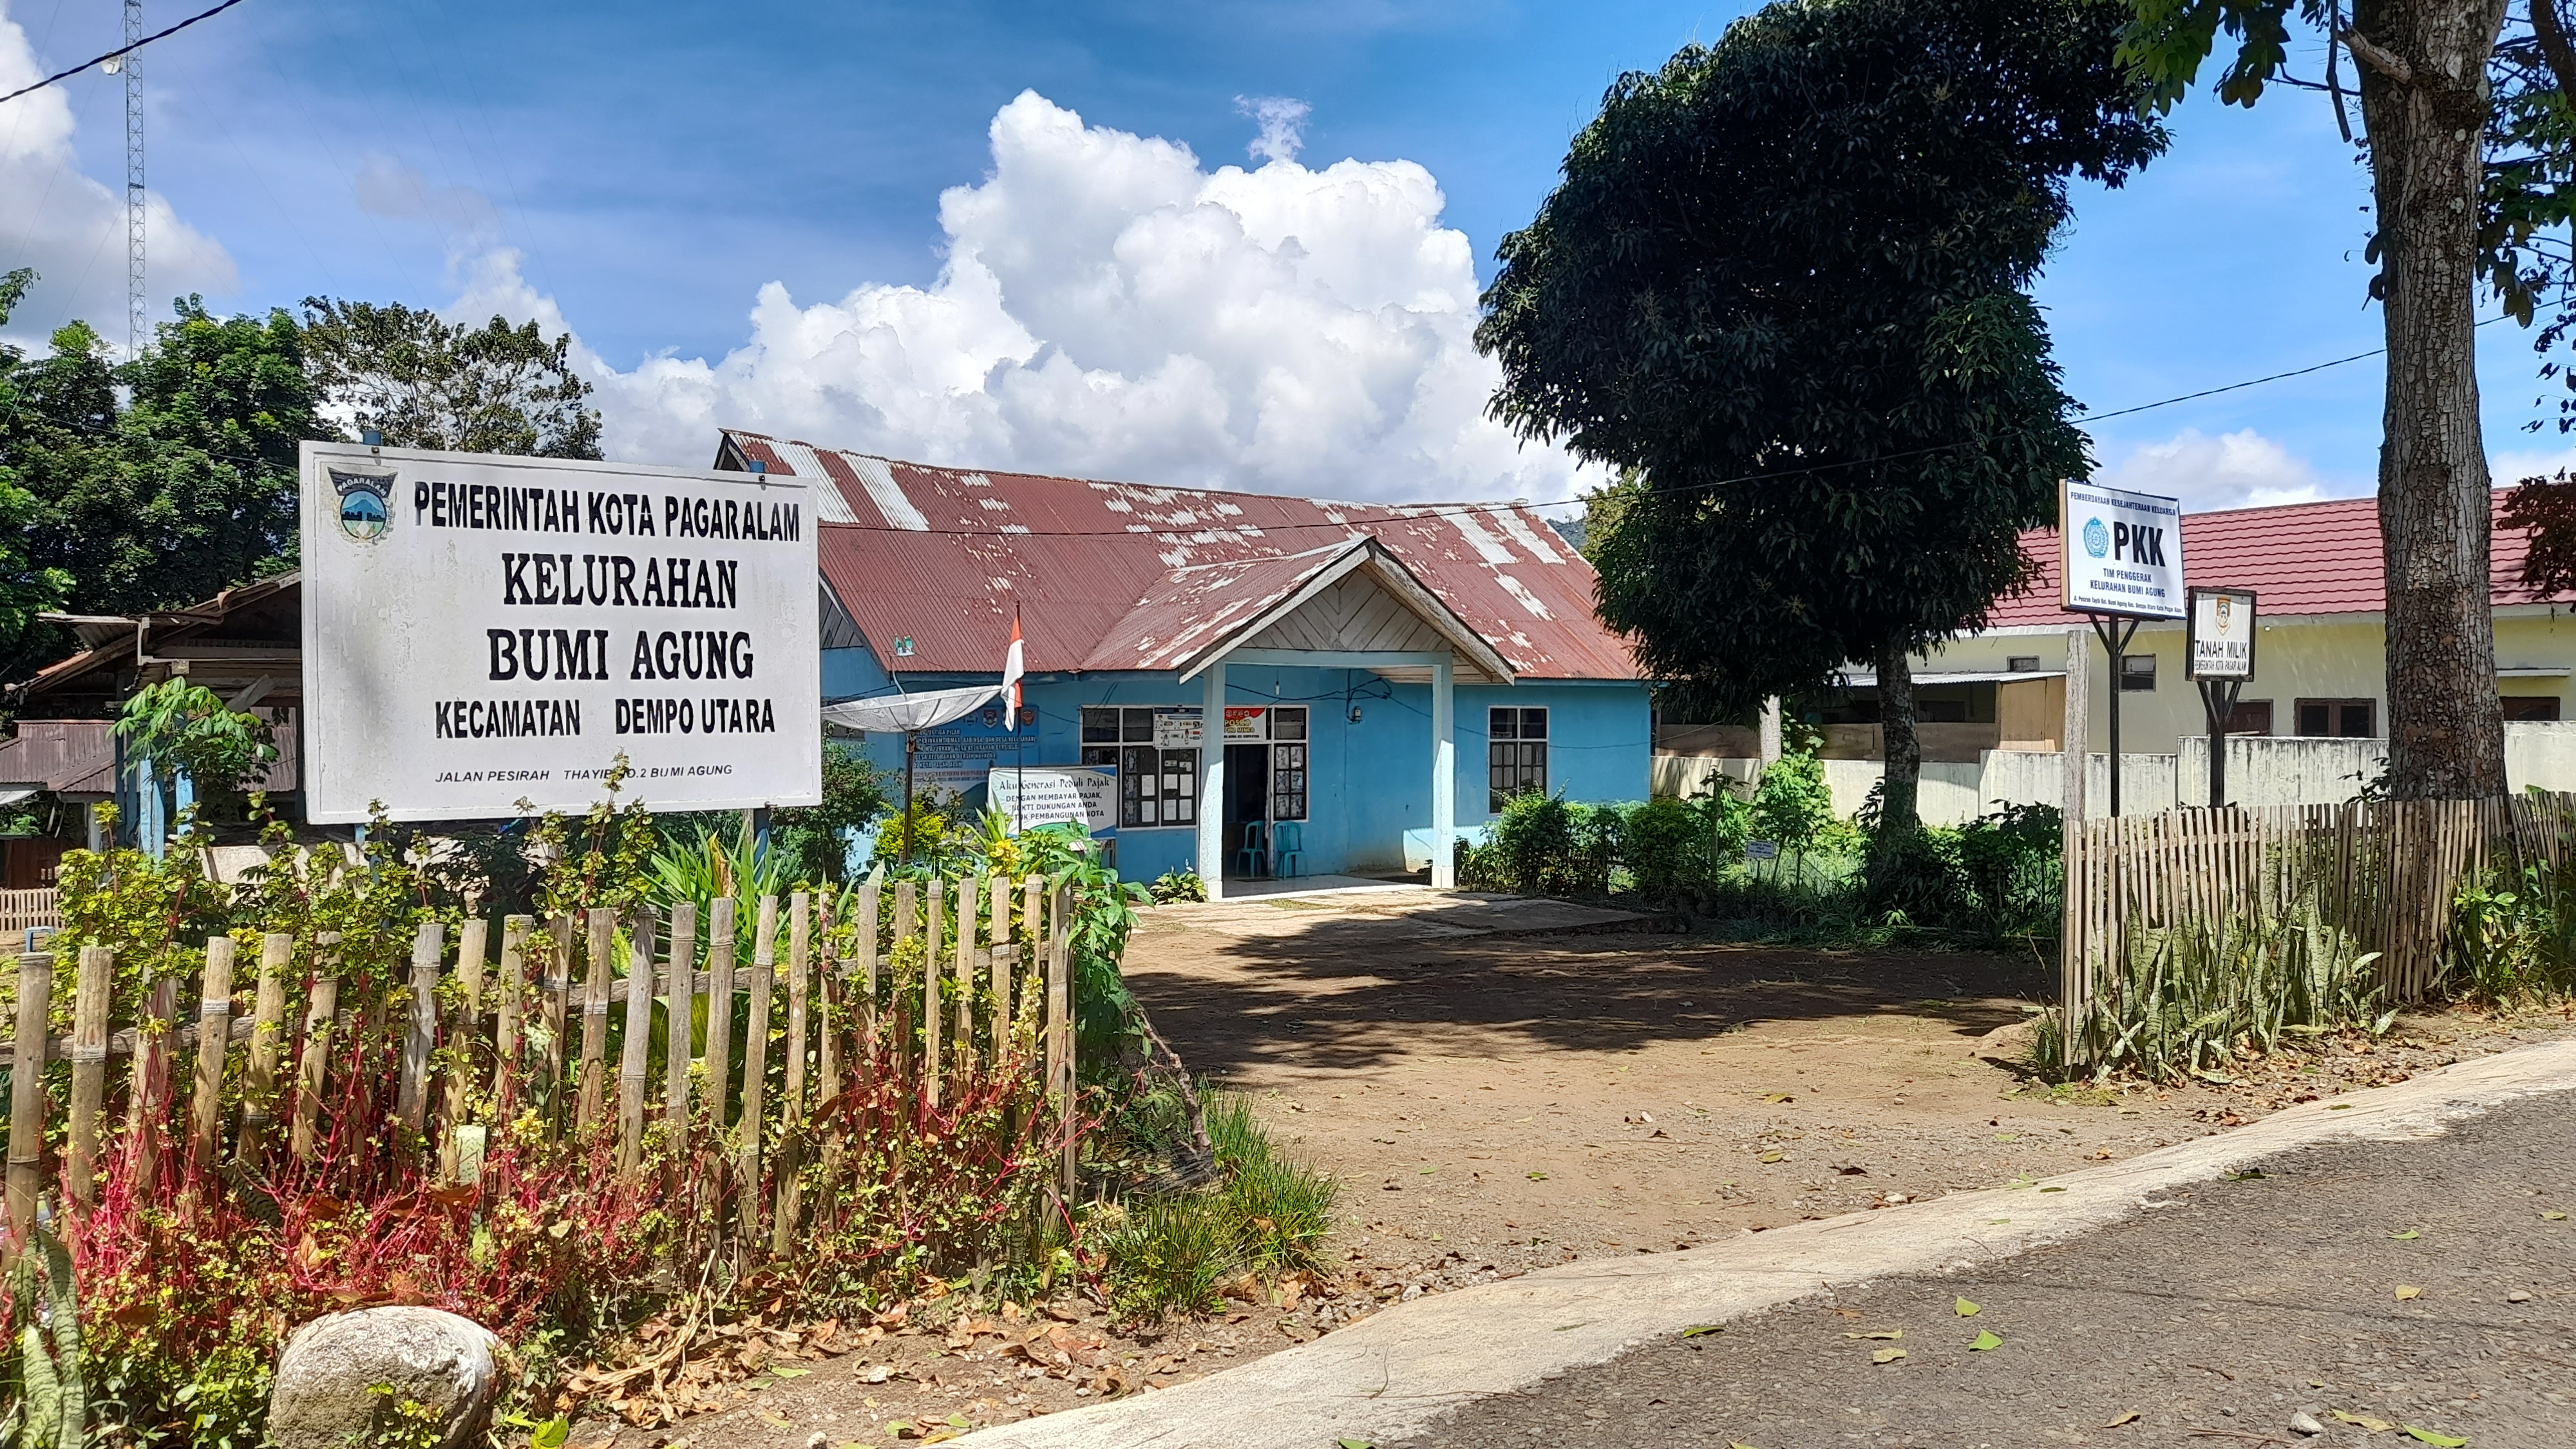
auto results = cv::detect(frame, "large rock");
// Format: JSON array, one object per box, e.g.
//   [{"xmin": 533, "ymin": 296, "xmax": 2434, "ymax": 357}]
[{"xmin": 268, "ymin": 1307, "xmax": 500, "ymax": 1449}]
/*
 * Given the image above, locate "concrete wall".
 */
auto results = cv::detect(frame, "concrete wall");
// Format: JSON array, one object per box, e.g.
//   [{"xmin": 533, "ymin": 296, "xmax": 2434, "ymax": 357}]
[
  {"xmin": 1656, "ymin": 723, "xmax": 2576, "ymax": 828},
  {"xmin": 1911, "ymin": 607, "xmax": 2576, "ymax": 755}
]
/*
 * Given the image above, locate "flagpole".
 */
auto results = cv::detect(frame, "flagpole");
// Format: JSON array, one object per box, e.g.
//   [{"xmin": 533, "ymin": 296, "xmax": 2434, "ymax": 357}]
[{"xmin": 1013, "ymin": 603, "xmax": 1026, "ymax": 835}]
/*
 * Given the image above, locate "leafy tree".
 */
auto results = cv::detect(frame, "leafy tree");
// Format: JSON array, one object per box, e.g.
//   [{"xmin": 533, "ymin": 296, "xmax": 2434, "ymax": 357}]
[
  {"xmin": 773, "ymin": 743, "xmax": 893, "ymax": 882},
  {"xmin": 2119, "ymin": 0, "xmax": 2576, "ymax": 798},
  {"xmin": 300, "ymin": 298, "xmax": 603, "ymax": 459},
  {"xmin": 114, "ymin": 677, "xmax": 279, "ymax": 817},
  {"xmin": 0, "ymin": 270, "xmax": 75, "ymax": 673},
  {"xmin": 1, "ymin": 289, "xmax": 318, "ymax": 641},
  {"xmin": 1479, "ymin": 0, "xmax": 2163, "ymax": 832}
]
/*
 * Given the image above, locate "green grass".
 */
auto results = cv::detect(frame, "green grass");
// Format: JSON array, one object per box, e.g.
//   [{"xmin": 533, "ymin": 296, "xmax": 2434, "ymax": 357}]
[{"xmin": 1100, "ymin": 1089, "xmax": 1338, "ymax": 1322}]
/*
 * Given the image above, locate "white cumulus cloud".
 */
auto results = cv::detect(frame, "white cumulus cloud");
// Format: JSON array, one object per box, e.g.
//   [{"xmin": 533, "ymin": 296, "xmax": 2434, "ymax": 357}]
[
  {"xmin": 0, "ymin": 1, "xmax": 234, "ymax": 350},
  {"xmin": 2093, "ymin": 427, "xmax": 2348, "ymax": 514},
  {"xmin": 458, "ymin": 90, "xmax": 1598, "ymax": 504}
]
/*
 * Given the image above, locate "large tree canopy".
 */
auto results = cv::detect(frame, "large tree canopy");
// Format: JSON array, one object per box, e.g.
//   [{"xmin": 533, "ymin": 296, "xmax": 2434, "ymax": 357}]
[
  {"xmin": 1478, "ymin": 0, "xmax": 2164, "ymax": 829},
  {"xmin": 300, "ymin": 299, "xmax": 603, "ymax": 460},
  {"xmin": 2, "ymin": 290, "xmax": 317, "ymax": 640}
]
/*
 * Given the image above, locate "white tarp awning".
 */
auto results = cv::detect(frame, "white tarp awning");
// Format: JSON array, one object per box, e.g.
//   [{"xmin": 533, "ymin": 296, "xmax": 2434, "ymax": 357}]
[{"xmin": 821, "ymin": 684, "xmax": 999, "ymax": 734}]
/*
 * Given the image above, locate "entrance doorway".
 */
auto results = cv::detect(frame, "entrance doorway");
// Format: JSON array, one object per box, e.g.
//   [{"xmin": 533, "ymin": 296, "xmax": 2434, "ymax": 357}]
[{"xmin": 1224, "ymin": 743, "xmax": 1269, "ymax": 874}]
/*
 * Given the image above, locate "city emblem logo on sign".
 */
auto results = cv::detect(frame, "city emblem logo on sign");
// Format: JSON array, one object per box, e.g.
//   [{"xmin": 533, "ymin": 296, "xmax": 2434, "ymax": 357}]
[
  {"xmin": 2215, "ymin": 594, "xmax": 2233, "ymax": 629},
  {"xmin": 2081, "ymin": 516, "xmax": 2109, "ymax": 558},
  {"xmin": 331, "ymin": 468, "xmax": 395, "ymax": 542}
]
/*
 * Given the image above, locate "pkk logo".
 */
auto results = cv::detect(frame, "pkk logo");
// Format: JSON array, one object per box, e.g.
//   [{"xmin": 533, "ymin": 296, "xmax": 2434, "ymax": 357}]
[
  {"xmin": 332, "ymin": 468, "xmax": 396, "ymax": 542},
  {"xmin": 2081, "ymin": 516, "xmax": 2109, "ymax": 559}
]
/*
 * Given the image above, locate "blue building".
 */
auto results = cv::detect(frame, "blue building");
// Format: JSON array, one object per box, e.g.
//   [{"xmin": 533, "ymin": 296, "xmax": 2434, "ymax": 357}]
[{"xmin": 719, "ymin": 431, "xmax": 1649, "ymax": 898}]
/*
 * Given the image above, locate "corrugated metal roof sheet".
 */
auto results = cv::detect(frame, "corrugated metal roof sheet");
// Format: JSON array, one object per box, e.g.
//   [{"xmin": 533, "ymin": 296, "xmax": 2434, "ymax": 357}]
[
  {"xmin": 1986, "ymin": 492, "xmax": 2550, "ymax": 628},
  {"xmin": 724, "ymin": 431, "xmax": 1638, "ymax": 681}
]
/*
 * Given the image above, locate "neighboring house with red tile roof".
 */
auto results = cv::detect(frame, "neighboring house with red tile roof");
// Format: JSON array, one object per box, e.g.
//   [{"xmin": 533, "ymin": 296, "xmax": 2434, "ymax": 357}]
[
  {"xmin": 1658, "ymin": 493, "xmax": 2576, "ymax": 817},
  {"xmin": 714, "ymin": 431, "xmax": 1650, "ymax": 895}
]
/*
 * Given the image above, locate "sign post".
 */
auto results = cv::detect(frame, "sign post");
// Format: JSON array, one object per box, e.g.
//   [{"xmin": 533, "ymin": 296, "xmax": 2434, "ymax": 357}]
[
  {"xmin": 2060, "ymin": 480, "xmax": 2185, "ymax": 817},
  {"xmin": 299, "ymin": 442, "xmax": 822, "ymax": 821},
  {"xmin": 2186, "ymin": 586, "xmax": 2257, "ymax": 808}
]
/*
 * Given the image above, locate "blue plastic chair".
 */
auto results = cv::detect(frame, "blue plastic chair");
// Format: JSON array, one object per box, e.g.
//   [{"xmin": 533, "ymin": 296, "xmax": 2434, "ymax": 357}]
[
  {"xmin": 1235, "ymin": 820, "xmax": 1270, "ymax": 878},
  {"xmin": 1271, "ymin": 821, "xmax": 1306, "ymax": 878}
]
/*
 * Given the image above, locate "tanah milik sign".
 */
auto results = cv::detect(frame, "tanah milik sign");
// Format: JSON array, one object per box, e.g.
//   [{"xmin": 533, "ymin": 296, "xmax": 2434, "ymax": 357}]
[{"xmin": 300, "ymin": 443, "xmax": 822, "ymax": 822}]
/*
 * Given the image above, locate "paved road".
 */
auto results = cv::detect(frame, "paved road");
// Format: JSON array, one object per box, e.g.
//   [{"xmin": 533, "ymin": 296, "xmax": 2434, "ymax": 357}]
[{"xmin": 1407, "ymin": 1093, "xmax": 2576, "ymax": 1449}]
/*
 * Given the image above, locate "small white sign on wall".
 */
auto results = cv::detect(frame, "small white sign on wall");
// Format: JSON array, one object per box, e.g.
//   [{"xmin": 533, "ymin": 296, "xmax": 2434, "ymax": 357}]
[
  {"xmin": 988, "ymin": 767, "xmax": 1117, "ymax": 835},
  {"xmin": 2061, "ymin": 480, "xmax": 2185, "ymax": 620}
]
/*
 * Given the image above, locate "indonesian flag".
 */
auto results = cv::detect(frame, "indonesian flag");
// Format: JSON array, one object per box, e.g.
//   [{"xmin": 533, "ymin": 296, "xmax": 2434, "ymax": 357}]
[{"xmin": 1001, "ymin": 611, "xmax": 1025, "ymax": 724}]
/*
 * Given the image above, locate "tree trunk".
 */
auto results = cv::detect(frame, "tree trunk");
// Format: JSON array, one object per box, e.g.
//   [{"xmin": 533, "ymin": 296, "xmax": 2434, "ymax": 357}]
[
  {"xmin": 1876, "ymin": 638, "xmax": 1920, "ymax": 835},
  {"xmin": 2354, "ymin": 0, "xmax": 2512, "ymax": 799}
]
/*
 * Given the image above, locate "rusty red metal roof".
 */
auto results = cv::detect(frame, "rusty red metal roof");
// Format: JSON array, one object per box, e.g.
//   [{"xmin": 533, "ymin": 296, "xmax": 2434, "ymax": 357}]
[
  {"xmin": 1985, "ymin": 492, "xmax": 2550, "ymax": 628},
  {"xmin": 723, "ymin": 431, "xmax": 1638, "ymax": 681}
]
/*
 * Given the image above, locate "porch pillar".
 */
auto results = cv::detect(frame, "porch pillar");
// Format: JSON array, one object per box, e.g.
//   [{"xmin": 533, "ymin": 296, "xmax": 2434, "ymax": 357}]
[
  {"xmin": 1198, "ymin": 663, "xmax": 1226, "ymax": 901},
  {"xmin": 1431, "ymin": 656, "xmax": 1455, "ymax": 888}
]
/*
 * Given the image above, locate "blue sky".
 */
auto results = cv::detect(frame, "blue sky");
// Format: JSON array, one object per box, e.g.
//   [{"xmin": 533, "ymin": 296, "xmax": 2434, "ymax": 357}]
[{"xmin": 5, "ymin": 0, "xmax": 2571, "ymax": 508}]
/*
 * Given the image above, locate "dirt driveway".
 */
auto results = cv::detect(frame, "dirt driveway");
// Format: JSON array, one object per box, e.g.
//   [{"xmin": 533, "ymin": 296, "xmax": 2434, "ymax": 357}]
[
  {"xmin": 1127, "ymin": 887, "xmax": 2575, "ymax": 1283},
  {"xmin": 589, "ymin": 888, "xmax": 2571, "ymax": 1447}
]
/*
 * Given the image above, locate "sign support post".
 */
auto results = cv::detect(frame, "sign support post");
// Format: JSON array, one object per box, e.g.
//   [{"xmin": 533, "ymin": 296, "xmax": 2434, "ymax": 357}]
[
  {"xmin": 2186, "ymin": 587, "xmax": 2258, "ymax": 809},
  {"xmin": 2087, "ymin": 615, "xmax": 2141, "ymax": 818}
]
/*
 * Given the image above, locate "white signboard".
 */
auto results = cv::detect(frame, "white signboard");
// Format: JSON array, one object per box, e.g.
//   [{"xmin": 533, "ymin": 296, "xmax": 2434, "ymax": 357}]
[
  {"xmin": 299, "ymin": 443, "xmax": 822, "ymax": 822},
  {"xmin": 988, "ymin": 767, "xmax": 1117, "ymax": 835},
  {"xmin": 2061, "ymin": 481, "xmax": 2184, "ymax": 620},
  {"xmin": 2187, "ymin": 587, "xmax": 2258, "ymax": 680},
  {"xmin": 1152, "ymin": 710, "xmax": 1204, "ymax": 750}
]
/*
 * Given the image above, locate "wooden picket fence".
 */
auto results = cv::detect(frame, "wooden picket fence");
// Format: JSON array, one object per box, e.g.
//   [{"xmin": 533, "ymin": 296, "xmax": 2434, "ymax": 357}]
[
  {"xmin": 2060, "ymin": 794, "xmax": 2576, "ymax": 1031},
  {"xmin": 0, "ymin": 889, "xmax": 59, "ymax": 934},
  {"xmin": 0, "ymin": 868, "xmax": 1084, "ymax": 1258}
]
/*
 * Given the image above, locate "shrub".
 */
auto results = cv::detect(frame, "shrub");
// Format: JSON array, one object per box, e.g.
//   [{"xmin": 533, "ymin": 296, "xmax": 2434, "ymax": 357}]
[
  {"xmin": 2073, "ymin": 894, "xmax": 2389, "ymax": 1081},
  {"xmin": 1150, "ymin": 868, "xmax": 1208, "ymax": 904},
  {"xmin": 2448, "ymin": 855, "xmax": 2576, "ymax": 1004},
  {"xmin": 1748, "ymin": 747, "xmax": 1835, "ymax": 853}
]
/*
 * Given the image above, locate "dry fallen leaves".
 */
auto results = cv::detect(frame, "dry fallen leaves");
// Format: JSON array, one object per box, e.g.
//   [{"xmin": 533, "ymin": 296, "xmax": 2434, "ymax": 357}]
[
  {"xmin": 2333, "ymin": 1410, "xmax": 2396, "ymax": 1432},
  {"xmin": 2105, "ymin": 1411, "xmax": 2141, "ymax": 1427},
  {"xmin": 1844, "ymin": 1330, "xmax": 1903, "ymax": 1340},
  {"xmin": 2395, "ymin": 1285, "xmax": 2423, "ymax": 1301},
  {"xmin": 1871, "ymin": 1347, "xmax": 1908, "ymax": 1365}
]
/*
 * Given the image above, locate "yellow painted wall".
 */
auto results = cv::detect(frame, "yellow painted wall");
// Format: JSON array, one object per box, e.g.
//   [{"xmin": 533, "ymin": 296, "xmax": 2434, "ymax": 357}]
[{"xmin": 1920, "ymin": 607, "xmax": 2576, "ymax": 754}]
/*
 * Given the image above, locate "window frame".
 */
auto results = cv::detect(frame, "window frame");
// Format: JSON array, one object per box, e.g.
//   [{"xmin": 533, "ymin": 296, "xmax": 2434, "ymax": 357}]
[
  {"xmin": 2504, "ymin": 695, "xmax": 2562, "ymax": 723},
  {"xmin": 2118, "ymin": 653, "xmax": 2158, "ymax": 692},
  {"xmin": 1488, "ymin": 705, "xmax": 1548, "ymax": 812},
  {"xmin": 2294, "ymin": 698, "xmax": 2377, "ymax": 739}
]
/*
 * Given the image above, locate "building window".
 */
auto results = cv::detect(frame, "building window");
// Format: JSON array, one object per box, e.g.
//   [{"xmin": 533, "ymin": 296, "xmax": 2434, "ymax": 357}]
[
  {"xmin": 1271, "ymin": 742, "xmax": 1308, "ymax": 821},
  {"xmin": 2505, "ymin": 695, "xmax": 2563, "ymax": 722},
  {"xmin": 1079, "ymin": 708, "xmax": 1200, "ymax": 826},
  {"xmin": 1113, "ymin": 744, "xmax": 1198, "ymax": 828},
  {"xmin": 1489, "ymin": 706, "xmax": 1548, "ymax": 811},
  {"xmin": 2295, "ymin": 699, "xmax": 2376, "ymax": 738},
  {"xmin": 2119, "ymin": 654, "xmax": 2157, "ymax": 692},
  {"xmin": 2005, "ymin": 654, "xmax": 2041, "ymax": 673},
  {"xmin": 2222, "ymin": 699, "xmax": 2274, "ymax": 736}
]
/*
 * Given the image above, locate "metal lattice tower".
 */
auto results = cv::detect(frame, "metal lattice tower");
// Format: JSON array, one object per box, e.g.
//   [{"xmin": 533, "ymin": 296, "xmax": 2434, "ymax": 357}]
[{"xmin": 122, "ymin": 0, "xmax": 145, "ymax": 359}]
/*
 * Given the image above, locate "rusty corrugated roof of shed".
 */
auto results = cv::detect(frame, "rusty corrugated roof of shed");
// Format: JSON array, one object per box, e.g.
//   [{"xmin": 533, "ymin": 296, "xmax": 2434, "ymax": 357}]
[
  {"xmin": 722, "ymin": 431, "xmax": 1637, "ymax": 680},
  {"xmin": 1984, "ymin": 492, "xmax": 2552, "ymax": 629}
]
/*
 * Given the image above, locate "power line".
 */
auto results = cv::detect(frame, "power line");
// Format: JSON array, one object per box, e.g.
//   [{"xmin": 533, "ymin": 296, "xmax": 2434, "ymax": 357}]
[
  {"xmin": 0, "ymin": 0, "xmax": 249, "ymax": 109},
  {"xmin": 2082, "ymin": 314, "xmax": 2512, "ymax": 422}
]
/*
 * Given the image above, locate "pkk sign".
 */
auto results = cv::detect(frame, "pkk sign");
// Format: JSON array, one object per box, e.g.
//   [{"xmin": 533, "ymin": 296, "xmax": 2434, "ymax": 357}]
[
  {"xmin": 299, "ymin": 442, "xmax": 822, "ymax": 822},
  {"xmin": 2060, "ymin": 480, "xmax": 2185, "ymax": 620},
  {"xmin": 2187, "ymin": 587, "xmax": 2258, "ymax": 681},
  {"xmin": 988, "ymin": 768, "xmax": 1117, "ymax": 835}
]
